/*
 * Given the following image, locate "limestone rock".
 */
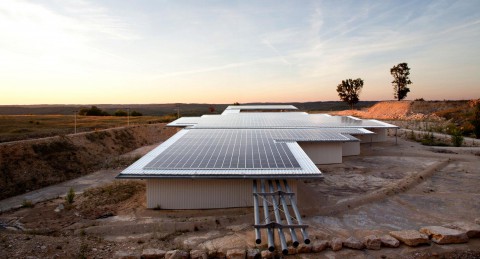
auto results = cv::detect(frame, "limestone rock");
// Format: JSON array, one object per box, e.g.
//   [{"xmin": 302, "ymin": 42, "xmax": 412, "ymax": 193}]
[
  {"xmin": 114, "ymin": 251, "xmax": 139, "ymax": 259},
  {"xmin": 246, "ymin": 249, "xmax": 260, "ymax": 259},
  {"xmin": 389, "ymin": 230, "xmax": 429, "ymax": 246},
  {"xmin": 141, "ymin": 249, "xmax": 166, "ymax": 259},
  {"xmin": 226, "ymin": 249, "xmax": 246, "ymax": 259},
  {"xmin": 311, "ymin": 240, "xmax": 328, "ymax": 252},
  {"xmin": 343, "ymin": 236, "xmax": 364, "ymax": 250},
  {"xmin": 260, "ymin": 250, "xmax": 274, "ymax": 259},
  {"xmin": 190, "ymin": 250, "xmax": 207, "ymax": 259},
  {"xmin": 380, "ymin": 235, "xmax": 400, "ymax": 248},
  {"xmin": 444, "ymin": 222, "xmax": 480, "ymax": 238},
  {"xmin": 419, "ymin": 226, "xmax": 468, "ymax": 244},
  {"xmin": 286, "ymin": 246, "xmax": 296, "ymax": 255},
  {"xmin": 363, "ymin": 235, "xmax": 381, "ymax": 250},
  {"xmin": 296, "ymin": 243, "xmax": 312, "ymax": 253},
  {"xmin": 476, "ymin": 218, "xmax": 480, "ymax": 225},
  {"xmin": 165, "ymin": 250, "xmax": 189, "ymax": 259},
  {"xmin": 330, "ymin": 237, "xmax": 343, "ymax": 251}
]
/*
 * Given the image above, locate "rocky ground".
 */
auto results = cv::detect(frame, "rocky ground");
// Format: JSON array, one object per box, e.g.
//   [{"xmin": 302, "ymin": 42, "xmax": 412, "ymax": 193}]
[{"xmin": 1, "ymin": 132, "xmax": 479, "ymax": 258}]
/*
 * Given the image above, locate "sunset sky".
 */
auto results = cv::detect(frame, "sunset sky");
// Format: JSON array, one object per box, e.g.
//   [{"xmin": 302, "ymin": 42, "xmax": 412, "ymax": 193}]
[{"xmin": 1, "ymin": 0, "xmax": 479, "ymax": 105}]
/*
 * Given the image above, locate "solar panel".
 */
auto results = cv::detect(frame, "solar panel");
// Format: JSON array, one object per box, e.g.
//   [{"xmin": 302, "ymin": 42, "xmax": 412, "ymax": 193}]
[
  {"xmin": 144, "ymin": 129, "xmax": 301, "ymax": 170},
  {"xmin": 191, "ymin": 113, "xmax": 397, "ymax": 129}
]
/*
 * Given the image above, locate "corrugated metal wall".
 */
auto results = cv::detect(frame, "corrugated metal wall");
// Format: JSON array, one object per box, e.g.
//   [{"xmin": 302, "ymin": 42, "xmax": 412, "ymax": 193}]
[{"xmin": 146, "ymin": 179, "xmax": 297, "ymax": 209}]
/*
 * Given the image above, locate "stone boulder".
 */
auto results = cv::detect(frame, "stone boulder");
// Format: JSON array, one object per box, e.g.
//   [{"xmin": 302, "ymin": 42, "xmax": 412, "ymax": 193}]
[
  {"xmin": 246, "ymin": 249, "xmax": 260, "ymax": 259},
  {"xmin": 389, "ymin": 230, "xmax": 429, "ymax": 246},
  {"xmin": 141, "ymin": 249, "xmax": 166, "ymax": 259},
  {"xmin": 190, "ymin": 250, "xmax": 207, "ymax": 259},
  {"xmin": 165, "ymin": 250, "xmax": 189, "ymax": 259},
  {"xmin": 363, "ymin": 235, "xmax": 381, "ymax": 250},
  {"xmin": 296, "ymin": 244, "xmax": 312, "ymax": 253},
  {"xmin": 444, "ymin": 222, "xmax": 480, "ymax": 238},
  {"xmin": 114, "ymin": 251, "xmax": 139, "ymax": 259},
  {"xmin": 226, "ymin": 249, "xmax": 246, "ymax": 259},
  {"xmin": 330, "ymin": 237, "xmax": 343, "ymax": 251},
  {"xmin": 380, "ymin": 235, "xmax": 400, "ymax": 248},
  {"xmin": 343, "ymin": 237, "xmax": 364, "ymax": 250},
  {"xmin": 260, "ymin": 250, "xmax": 274, "ymax": 259},
  {"xmin": 286, "ymin": 246, "xmax": 296, "ymax": 255},
  {"xmin": 311, "ymin": 240, "xmax": 328, "ymax": 252},
  {"xmin": 419, "ymin": 226, "xmax": 468, "ymax": 244}
]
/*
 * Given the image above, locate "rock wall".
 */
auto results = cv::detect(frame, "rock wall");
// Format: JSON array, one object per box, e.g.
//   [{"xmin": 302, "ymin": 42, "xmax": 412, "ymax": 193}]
[{"xmin": 0, "ymin": 124, "xmax": 177, "ymax": 200}]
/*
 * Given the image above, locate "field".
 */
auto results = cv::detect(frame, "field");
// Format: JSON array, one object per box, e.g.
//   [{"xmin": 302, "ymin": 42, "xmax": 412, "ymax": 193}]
[{"xmin": 0, "ymin": 115, "xmax": 176, "ymax": 143}]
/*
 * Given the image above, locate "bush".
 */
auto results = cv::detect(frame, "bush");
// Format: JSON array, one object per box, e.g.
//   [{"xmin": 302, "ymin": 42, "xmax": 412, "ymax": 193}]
[
  {"xmin": 446, "ymin": 124, "xmax": 464, "ymax": 147},
  {"xmin": 114, "ymin": 110, "xmax": 128, "ymax": 116},
  {"xmin": 79, "ymin": 106, "xmax": 110, "ymax": 116},
  {"xmin": 22, "ymin": 199, "xmax": 34, "ymax": 208},
  {"xmin": 66, "ymin": 187, "xmax": 75, "ymax": 204},
  {"xmin": 131, "ymin": 110, "xmax": 142, "ymax": 116}
]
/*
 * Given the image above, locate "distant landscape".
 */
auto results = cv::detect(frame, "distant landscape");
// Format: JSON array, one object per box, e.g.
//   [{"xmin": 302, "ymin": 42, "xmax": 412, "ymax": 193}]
[{"xmin": 0, "ymin": 101, "xmax": 378, "ymax": 116}]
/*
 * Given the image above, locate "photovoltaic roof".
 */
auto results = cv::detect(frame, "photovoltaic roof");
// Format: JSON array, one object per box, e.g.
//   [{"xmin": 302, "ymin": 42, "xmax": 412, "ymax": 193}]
[
  {"xmin": 117, "ymin": 105, "xmax": 396, "ymax": 179},
  {"xmin": 225, "ymin": 105, "xmax": 298, "ymax": 110}
]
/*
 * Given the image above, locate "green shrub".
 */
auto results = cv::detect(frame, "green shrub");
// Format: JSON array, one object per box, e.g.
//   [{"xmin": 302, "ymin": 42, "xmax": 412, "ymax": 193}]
[
  {"xmin": 22, "ymin": 199, "xmax": 34, "ymax": 208},
  {"xmin": 66, "ymin": 187, "xmax": 75, "ymax": 204}
]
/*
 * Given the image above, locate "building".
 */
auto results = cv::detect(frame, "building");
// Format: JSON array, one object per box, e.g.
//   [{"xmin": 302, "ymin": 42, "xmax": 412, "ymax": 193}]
[{"xmin": 117, "ymin": 105, "xmax": 397, "ymax": 210}]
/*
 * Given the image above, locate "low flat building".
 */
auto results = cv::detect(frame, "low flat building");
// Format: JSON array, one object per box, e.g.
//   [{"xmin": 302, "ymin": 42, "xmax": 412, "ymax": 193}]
[{"xmin": 117, "ymin": 105, "xmax": 397, "ymax": 209}]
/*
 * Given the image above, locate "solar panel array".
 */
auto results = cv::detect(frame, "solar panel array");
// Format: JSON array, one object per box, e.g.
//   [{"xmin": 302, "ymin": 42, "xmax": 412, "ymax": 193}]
[
  {"xmin": 144, "ymin": 129, "xmax": 301, "ymax": 170},
  {"xmin": 192, "ymin": 113, "xmax": 396, "ymax": 129}
]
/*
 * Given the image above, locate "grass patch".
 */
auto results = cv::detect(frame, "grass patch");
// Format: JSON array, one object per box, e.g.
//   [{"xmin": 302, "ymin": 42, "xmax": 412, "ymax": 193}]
[
  {"xmin": 0, "ymin": 115, "xmax": 173, "ymax": 143},
  {"xmin": 21, "ymin": 199, "xmax": 34, "ymax": 208},
  {"xmin": 80, "ymin": 181, "xmax": 145, "ymax": 212}
]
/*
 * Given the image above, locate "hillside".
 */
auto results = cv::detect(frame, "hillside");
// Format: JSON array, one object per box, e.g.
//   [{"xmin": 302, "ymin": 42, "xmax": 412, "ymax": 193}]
[
  {"xmin": 0, "ymin": 124, "xmax": 177, "ymax": 200},
  {"xmin": 334, "ymin": 100, "xmax": 472, "ymax": 120}
]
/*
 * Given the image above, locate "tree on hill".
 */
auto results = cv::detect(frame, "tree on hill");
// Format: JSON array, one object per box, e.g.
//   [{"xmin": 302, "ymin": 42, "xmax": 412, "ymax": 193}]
[
  {"xmin": 208, "ymin": 105, "xmax": 216, "ymax": 113},
  {"xmin": 114, "ymin": 110, "xmax": 128, "ymax": 116},
  {"xmin": 391, "ymin": 62, "xmax": 412, "ymax": 101},
  {"xmin": 130, "ymin": 110, "xmax": 142, "ymax": 116},
  {"xmin": 336, "ymin": 78, "xmax": 364, "ymax": 109},
  {"xmin": 79, "ymin": 106, "xmax": 110, "ymax": 116}
]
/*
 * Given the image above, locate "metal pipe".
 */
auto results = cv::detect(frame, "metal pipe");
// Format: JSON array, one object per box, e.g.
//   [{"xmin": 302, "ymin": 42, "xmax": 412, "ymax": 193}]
[
  {"xmin": 261, "ymin": 180, "xmax": 275, "ymax": 252},
  {"xmin": 268, "ymin": 180, "xmax": 288, "ymax": 255},
  {"xmin": 275, "ymin": 180, "xmax": 299, "ymax": 247},
  {"xmin": 252, "ymin": 180, "xmax": 261, "ymax": 244},
  {"xmin": 283, "ymin": 180, "xmax": 310, "ymax": 244}
]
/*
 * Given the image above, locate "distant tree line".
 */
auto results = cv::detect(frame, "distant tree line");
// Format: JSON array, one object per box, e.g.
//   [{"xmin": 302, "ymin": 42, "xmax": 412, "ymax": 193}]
[{"xmin": 78, "ymin": 106, "xmax": 142, "ymax": 116}]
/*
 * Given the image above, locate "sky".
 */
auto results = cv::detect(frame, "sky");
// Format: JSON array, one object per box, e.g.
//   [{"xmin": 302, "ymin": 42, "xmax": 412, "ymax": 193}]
[{"xmin": 0, "ymin": 0, "xmax": 479, "ymax": 105}]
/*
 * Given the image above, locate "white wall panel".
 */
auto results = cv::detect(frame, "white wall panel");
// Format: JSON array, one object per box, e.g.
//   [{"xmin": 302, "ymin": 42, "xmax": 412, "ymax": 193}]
[
  {"xmin": 299, "ymin": 142, "xmax": 342, "ymax": 164},
  {"xmin": 342, "ymin": 142, "xmax": 360, "ymax": 156}
]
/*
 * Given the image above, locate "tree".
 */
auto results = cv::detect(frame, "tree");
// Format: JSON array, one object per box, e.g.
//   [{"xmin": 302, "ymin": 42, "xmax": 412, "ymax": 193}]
[
  {"xmin": 79, "ymin": 106, "xmax": 110, "ymax": 116},
  {"xmin": 390, "ymin": 62, "xmax": 412, "ymax": 100},
  {"xmin": 131, "ymin": 110, "xmax": 143, "ymax": 116},
  {"xmin": 114, "ymin": 110, "xmax": 128, "ymax": 116},
  {"xmin": 208, "ymin": 105, "xmax": 216, "ymax": 113},
  {"xmin": 336, "ymin": 78, "xmax": 364, "ymax": 109}
]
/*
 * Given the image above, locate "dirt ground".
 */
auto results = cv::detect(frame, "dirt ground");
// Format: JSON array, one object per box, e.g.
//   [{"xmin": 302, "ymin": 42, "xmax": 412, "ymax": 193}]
[{"xmin": 1, "ymin": 133, "xmax": 479, "ymax": 258}]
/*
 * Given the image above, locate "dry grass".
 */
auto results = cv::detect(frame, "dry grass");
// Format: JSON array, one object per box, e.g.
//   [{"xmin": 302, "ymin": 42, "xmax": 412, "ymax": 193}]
[{"xmin": 0, "ymin": 114, "xmax": 175, "ymax": 142}]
